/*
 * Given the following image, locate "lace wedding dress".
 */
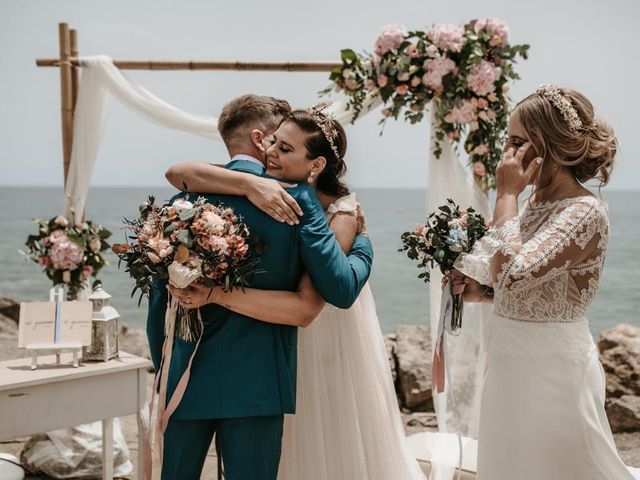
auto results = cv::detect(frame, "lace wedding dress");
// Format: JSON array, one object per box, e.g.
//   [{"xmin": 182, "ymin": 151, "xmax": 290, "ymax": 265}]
[
  {"xmin": 455, "ymin": 195, "xmax": 640, "ymax": 480},
  {"xmin": 278, "ymin": 194, "xmax": 426, "ymax": 480}
]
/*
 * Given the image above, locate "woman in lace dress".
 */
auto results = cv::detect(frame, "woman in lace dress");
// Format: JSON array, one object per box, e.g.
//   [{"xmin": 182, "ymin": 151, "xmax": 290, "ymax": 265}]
[
  {"xmin": 167, "ymin": 107, "xmax": 426, "ymax": 479},
  {"xmin": 454, "ymin": 85, "xmax": 639, "ymax": 479}
]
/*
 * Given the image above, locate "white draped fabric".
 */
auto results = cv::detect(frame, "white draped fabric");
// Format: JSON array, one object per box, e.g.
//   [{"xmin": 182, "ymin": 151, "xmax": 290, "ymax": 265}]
[
  {"xmin": 64, "ymin": 56, "xmax": 486, "ymax": 478},
  {"xmin": 63, "ymin": 55, "xmax": 382, "ymax": 218},
  {"xmin": 420, "ymin": 109, "xmax": 492, "ymax": 480}
]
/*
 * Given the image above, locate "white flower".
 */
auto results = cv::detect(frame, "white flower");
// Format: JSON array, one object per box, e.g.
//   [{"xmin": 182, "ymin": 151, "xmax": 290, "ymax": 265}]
[{"xmin": 172, "ymin": 199, "xmax": 194, "ymax": 212}]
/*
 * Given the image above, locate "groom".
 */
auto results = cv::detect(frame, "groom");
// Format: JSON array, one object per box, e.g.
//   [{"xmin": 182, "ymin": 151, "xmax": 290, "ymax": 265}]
[{"xmin": 146, "ymin": 94, "xmax": 374, "ymax": 480}]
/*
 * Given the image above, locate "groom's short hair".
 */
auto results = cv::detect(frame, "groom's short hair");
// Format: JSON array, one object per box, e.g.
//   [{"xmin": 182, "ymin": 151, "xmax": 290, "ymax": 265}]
[{"xmin": 218, "ymin": 94, "xmax": 291, "ymax": 147}]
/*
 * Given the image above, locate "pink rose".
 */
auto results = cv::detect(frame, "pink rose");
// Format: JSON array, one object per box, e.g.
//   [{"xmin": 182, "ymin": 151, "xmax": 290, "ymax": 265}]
[
  {"xmin": 377, "ymin": 74, "xmax": 389, "ymax": 88},
  {"xmin": 477, "ymin": 98, "xmax": 489, "ymax": 109},
  {"xmin": 443, "ymin": 99, "xmax": 476, "ymax": 124},
  {"xmin": 415, "ymin": 224, "xmax": 427, "ymax": 236},
  {"xmin": 467, "ymin": 60, "xmax": 502, "ymax": 97},
  {"xmin": 478, "ymin": 109, "xmax": 497, "ymax": 122},
  {"xmin": 459, "ymin": 212, "xmax": 469, "ymax": 228},
  {"xmin": 474, "ymin": 18, "xmax": 509, "ymax": 47},
  {"xmin": 344, "ymin": 77, "xmax": 358, "ymax": 90},
  {"xmin": 49, "ymin": 234, "xmax": 85, "ymax": 270},
  {"xmin": 472, "ymin": 144, "xmax": 490, "ymax": 156},
  {"xmin": 428, "ymin": 24, "xmax": 465, "ymax": 52},
  {"xmin": 395, "ymin": 84, "xmax": 409, "ymax": 95},
  {"xmin": 422, "ymin": 57, "xmax": 457, "ymax": 91},
  {"xmin": 397, "ymin": 72, "xmax": 410, "ymax": 82},
  {"xmin": 405, "ymin": 43, "xmax": 419, "ymax": 58},
  {"xmin": 425, "ymin": 45, "xmax": 438, "ymax": 57},
  {"xmin": 473, "ymin": 161, "xmax": 487, "ymax": 176},
  {"xmin": 410, "ymin": 76, "xmax": 421, "ymax": 87},
  {"xmin": 374, "ymin": 24, "xmax": 408, "ymax": 55},
  {"xmin": 54, "ymin": 215, "xmax": 69, "ymax": 227},
  {"xmin": 82, "ymin": 265, "xmax": 93, "ymax": 280}
]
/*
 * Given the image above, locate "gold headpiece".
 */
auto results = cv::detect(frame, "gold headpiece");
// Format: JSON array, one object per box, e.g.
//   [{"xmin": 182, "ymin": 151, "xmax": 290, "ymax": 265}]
[
  {"xmin": 536, "ymin": 84, "xmax": 583, "ymax": 133},
  {"xmin": 306, "ymin": 102, "xmax": 342, "ymax": 160}
]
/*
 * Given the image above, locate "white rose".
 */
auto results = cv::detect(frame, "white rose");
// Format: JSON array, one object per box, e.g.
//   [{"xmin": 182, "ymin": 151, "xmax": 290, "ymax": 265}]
[
  {"xmin": 54, "ymin": 215, "xmax": 69, "ymax": 227},
  {"xmin": 172, "ymin": 199, "xmax": 194, "ymax": 212}
]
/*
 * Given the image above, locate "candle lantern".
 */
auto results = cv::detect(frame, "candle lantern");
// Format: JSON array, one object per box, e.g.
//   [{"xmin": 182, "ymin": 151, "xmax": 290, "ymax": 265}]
[{"xmin": 82, "ymin": 287, "xmax": 119, "ymax": 362}]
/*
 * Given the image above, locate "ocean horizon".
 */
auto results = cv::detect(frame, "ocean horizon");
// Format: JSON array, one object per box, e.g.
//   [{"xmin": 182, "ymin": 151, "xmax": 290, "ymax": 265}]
[{"xmin": 1, "ymin": 186, "xmax": 638, "ymax": 336}]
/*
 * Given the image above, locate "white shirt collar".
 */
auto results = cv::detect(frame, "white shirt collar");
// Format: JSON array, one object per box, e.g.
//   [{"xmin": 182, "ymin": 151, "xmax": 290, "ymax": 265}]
[{"xmin": 230, "ymin": 154, "xmax": 265, "ymax": 167}]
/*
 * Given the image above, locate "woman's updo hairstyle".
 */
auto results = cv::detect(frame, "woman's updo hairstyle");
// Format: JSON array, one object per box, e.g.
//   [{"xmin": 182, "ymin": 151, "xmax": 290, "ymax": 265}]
[{"xmin": 515, "ymin": 86, "xmax": 618, "ymax": 187}]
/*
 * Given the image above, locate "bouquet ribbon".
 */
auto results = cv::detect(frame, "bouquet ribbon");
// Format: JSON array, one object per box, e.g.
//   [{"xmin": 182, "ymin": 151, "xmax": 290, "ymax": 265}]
[{"xmin": 144, "ymin": 293, "xmax": 204, "ymax": 480}]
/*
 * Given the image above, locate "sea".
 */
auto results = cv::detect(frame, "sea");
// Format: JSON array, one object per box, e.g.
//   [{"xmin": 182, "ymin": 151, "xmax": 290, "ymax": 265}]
[{"xmin": 1, "ymin": 187, "xmax": 638, "ymax": 336}]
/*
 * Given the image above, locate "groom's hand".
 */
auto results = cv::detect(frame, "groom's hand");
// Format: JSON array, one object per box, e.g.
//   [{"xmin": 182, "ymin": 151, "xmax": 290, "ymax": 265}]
[{"xmin": 168, "ymin": 283, "xmax": 220, "ymax": 309}]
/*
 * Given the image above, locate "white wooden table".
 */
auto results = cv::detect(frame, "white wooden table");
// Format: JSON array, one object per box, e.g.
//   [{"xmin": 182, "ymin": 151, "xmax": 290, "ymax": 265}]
[{"xmin": 0, "ymin": 351, "xmax": 151, "ymax": 480}]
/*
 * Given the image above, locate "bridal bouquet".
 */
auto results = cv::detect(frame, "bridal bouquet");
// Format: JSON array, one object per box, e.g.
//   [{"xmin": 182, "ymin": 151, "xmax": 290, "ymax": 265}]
[
  {"xmin": 112, "ymin": 195, "xmax": 261, "ymax": 340},
  {"xmin": 23, "ymin": 215, "xmax": 112, "ymax": 300},
  {"xmin": 327, "ymin": 19, "xmax": 529, "ymax": 190},
  {"xmin": 400, "ymin": 199, "xmax": 490, "ymax": 331}
]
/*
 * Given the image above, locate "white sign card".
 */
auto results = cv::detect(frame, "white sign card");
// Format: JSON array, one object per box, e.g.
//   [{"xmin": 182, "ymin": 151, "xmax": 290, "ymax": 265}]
[{"xmin": 19, "ymin": 301, "xmax": 93, "ymax": 347}]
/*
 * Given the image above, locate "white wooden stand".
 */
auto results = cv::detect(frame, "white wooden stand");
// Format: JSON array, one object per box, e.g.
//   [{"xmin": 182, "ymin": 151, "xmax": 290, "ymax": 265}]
[{"xmin": 26, "ymin": 342, "xmax": 83, "ymax": 370}]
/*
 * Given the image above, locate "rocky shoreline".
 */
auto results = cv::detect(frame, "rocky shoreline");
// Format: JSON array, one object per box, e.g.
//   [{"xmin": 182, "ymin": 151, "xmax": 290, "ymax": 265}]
[{"xmin": 1, "ymin": 295, "xmax": 639, "ymax": 476}]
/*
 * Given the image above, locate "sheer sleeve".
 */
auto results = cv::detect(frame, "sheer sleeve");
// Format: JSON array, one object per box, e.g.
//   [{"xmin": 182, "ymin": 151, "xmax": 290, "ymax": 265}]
[{"xmin": 489, "ymin": 198, "xmax": 608, "ymax": 292}]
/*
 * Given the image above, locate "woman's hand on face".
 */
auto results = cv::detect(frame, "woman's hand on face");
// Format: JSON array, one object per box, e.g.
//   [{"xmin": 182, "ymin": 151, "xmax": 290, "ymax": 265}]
[
  {"xmin": 168, "ymin": 283, "xmax": 221, "ymax": 309},
  {"xmin": 495, "ymin": 143, "xmax": 543, "ymax": 197},
  {"xmin": 244, "ymin": 176, "xmax": 303, "ymax": 225}
]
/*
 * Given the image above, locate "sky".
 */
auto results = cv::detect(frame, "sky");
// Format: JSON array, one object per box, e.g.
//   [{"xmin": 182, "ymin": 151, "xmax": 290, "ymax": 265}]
[{"xmin": 0, "ymin": 0, "xmax": 638, "ymax": 190}]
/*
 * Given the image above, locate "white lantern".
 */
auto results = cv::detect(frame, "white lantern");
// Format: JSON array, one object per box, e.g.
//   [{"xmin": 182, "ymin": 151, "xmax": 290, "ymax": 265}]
[{"xmin": 82, "ymin": 287, "xmax": 119, "ymax": 362}]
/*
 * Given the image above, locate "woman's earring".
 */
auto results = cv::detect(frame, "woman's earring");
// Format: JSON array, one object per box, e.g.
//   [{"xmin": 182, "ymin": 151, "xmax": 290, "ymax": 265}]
[{"xmin": 307, "ymin": 171, "xmax": 316, "ymax": 184}]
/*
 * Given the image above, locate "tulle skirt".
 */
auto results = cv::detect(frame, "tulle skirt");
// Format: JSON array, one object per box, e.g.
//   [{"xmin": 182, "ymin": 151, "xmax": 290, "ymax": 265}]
[
  {"xmin": 278, "ymin": 284, "xmax": 426, "ymax": 480},
  {"xmin": 477, "ymin": 313, "xmax": 639, "ymax": 480}
]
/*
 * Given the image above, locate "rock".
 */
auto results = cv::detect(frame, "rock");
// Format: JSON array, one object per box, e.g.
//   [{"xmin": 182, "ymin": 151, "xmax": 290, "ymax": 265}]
[
  {"xmin": 395, "ymin": 325, "xmax": 433, "ymax": 410},
  {"xmin": 384, "ymin": 333, "xmax": 397, "ymax": 383},
  {"xmin": 606, "ymin": 395, "xmax": 640, "ymax": 433},
  {"xmin": 598, "ymin": 324, "xmax": 640, "ymax": 399},
  {"xmin": 0, "ymin": 312, "xmax": 18, "ymax": 338},
  {"xmin": 0, "ymin": 296, "xmax": 20, "ymax": 323}
]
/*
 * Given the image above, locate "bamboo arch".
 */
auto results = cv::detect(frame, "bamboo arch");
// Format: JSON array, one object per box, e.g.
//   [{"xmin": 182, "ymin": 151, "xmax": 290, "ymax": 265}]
[{"xmin": 35, "ymin": 22, "xmax": 341, "ymax": 187}]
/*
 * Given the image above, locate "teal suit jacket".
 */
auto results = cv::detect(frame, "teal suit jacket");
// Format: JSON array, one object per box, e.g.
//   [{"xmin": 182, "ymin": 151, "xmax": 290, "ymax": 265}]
[{"xmin": 146, "ymin": 159, "xmax": 373, "ymax": 419}]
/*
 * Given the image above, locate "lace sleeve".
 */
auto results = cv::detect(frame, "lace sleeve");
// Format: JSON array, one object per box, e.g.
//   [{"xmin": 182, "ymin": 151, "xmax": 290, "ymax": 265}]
[{"xmin": 491, "ymin": 198, "xmax": 608, "ymax": 292}]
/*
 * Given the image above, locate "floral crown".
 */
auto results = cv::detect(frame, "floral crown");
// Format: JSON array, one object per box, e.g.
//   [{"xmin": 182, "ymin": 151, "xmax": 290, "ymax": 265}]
[
  {"xmin": 306, "ymin": 102, "xmax": 342, "ymax": 160},
  {"xmin": 535, "ymin": 84, "xmax": 584, "ymax": 133}
]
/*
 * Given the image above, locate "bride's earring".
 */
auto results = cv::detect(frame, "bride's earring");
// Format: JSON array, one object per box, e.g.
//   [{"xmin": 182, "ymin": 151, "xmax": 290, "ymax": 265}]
[{"xmin": 307, "ymin": 171, "xmax": 316, "ymax": 184}]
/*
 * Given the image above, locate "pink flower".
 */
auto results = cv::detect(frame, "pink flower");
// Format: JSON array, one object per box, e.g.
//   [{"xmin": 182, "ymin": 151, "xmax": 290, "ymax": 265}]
[
  {"xmin": 82, "ymin": 265, "xmax": 93, "ymax": 280},
  {"xmin": 344, "ymin": 77, "xmax": 358, "ymax": 90},
  {"xmin": 49, "ymin": 234, "xmax": 84, "ymax": 270},
  {"xmin": 405, "ymin": 43, "xmax": 419, "ymax": 58},
  {"xmin": 428, "ymin": 24, "xmax": 465, "ymax": 52},
  {"xmin": 48, "ymin": 230, "xmax": 67, "ymax": 243},
  {"xmin": 467, "ymin": 60, "xmax": 502, "ymax": 97},
  {"xmin": 415, "ymin": 224, "xmax": 427, "ymax": 237},
  {"xmin": 422, "ymin": 57, "xmax": 457, "ymax": 91},
  {"xmin": 395, "ymin": 84, "xmax": 409, "ymax": 95},
  {"xmin": 397, "ymin": 71, "xmax": 410, "ymax": 82},
  {"xmin": 444, "ymin": 99, "xmax": 476, "ymax": 124},
  {"xmin": 477, "ymin": 98, "xmax": 489, "ymax": 109},
  {"xmin": 425, "ymin": 45, "xmax": 438, "ymax": 58},
  {"xmin": 472, "ymin": 144, "xmax": 490, "ymax": 156},
  {"xmin": 478, "ymin": 109, "xmax": 497, "ymax": 122},
  {"xmin": 459, "ymin": 212, "xmax": 469, "ymax": 228},
  {"xmin": 62, "ymin": 270, "xmax": 71, "ymax": 284},
  {"xmin": 410, "ymin": 76, "xmax": 421, "ymax": 87},
  {"xmin": 54, "ymin": 215, "xmax": 69, "ymax": 227},
  {"xmin": 475, "ymin": 18, "xmax": 509, "ymax": 47},
  {"xmin": 469, "ymin": 121, "xmax": 479, "ymax": 132},
  {"xmin": 365, "ymin": 79, "xmax": 377, "ymax": 91},
  {"xmin": 89, "ymin": 236, "xmax": 102, "ymax": 252},
  {"xmin": 473, "ymin": 161, "xmax": 487, "ymax": 176},
  {"xmin": 377, "ymin": 74, "xmax": 389, "ymax": 87},
  {"xmin": 374, "ymin": 24, "xmax": 408, "ymax": 55}
]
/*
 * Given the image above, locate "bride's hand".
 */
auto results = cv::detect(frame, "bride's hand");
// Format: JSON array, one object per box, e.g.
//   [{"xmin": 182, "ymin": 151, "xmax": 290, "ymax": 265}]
[
  {"xmin": 242, "ymin": 176, "xmax": 303, "ymax": 225},
  {"xmin": 168, "ymin": 283, "xmax": 222, "ymax": 309},
  {"xmin": 495, "ymin": 143, "xmax": 543, "ymax": 197}
]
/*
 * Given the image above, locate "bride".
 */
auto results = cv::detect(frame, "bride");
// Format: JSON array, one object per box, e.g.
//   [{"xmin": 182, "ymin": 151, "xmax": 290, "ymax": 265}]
[
  {"xmin": 166, "ymin": 105, "xmax": 426, "ymax": 479},
  {"xmin": 453, "ymin": 85, "xmax": 639, "ymax": 479}
]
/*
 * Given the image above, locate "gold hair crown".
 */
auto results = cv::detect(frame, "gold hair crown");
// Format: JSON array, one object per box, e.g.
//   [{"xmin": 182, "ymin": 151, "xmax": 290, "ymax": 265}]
[
  {"xmin": 306, "ymin": 102, "xmax": 342, "ymax": 161},
  {"xmin": 536, "ymin": 84, "xmax": 584, "ymax": 133}
]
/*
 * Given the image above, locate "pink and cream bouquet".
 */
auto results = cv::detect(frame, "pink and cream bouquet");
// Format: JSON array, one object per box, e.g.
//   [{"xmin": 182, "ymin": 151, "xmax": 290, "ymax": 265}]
[
  {"xmin": 327, "ymin": 19, "xmax": 529, "ymax": 190},
  {"xmin": 23, "ymin": 215, "xmax": 112, "ymax": 300},
  {"xmin": 112, "ymin": 195, "xmax": 261, "ymax": 340}
]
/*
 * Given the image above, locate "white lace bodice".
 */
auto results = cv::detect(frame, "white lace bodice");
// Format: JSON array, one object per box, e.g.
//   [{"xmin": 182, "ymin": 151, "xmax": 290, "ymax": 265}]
[{"xmin": 455, "ymin": 195, "xmax": 609, "ymax": 323}]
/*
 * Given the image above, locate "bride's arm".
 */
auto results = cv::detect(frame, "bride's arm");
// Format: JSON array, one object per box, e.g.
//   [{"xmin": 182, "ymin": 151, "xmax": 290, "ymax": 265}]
[
  {"xmin": 169, "ymin": 211, "xmax": 359, "ymax": 326},
  {"xmin": 165, "ymin": 162, "xmax": 302, "ymax": 225}
]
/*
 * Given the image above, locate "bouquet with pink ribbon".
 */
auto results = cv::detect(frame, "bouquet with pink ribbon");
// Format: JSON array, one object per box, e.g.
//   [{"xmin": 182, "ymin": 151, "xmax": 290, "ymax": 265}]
[{"xmin": 400, "ymin": 199, "xmax": 491, "ymax": 392}]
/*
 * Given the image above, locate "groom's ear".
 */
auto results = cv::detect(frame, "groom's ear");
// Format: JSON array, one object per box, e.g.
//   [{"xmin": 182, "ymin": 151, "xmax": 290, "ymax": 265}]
[{"xmin": 250, "ymin": 129, "xmax": 266, "ymax": 153}]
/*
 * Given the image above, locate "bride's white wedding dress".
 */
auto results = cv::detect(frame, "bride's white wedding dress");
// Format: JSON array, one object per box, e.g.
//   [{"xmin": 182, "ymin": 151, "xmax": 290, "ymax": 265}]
[
  {"xmin": 455, "ymin": 195, "xmax": 640, "ymax": 480},
  {"xmin": 278, "ymin": 193, "xmax": 426, "ymax": 480}
]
